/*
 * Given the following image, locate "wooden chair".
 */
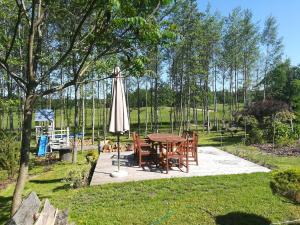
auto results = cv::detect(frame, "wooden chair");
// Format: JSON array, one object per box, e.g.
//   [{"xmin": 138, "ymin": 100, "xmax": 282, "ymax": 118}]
[
  {"xmin": 164, "ymin": 140, "xmax": 189, "ymax": 174},
  {"xmin": 183, "ymin": 131, "xmax": 198, "ymax": 165},
  {"xmin": 132, "ymin": 132, "xmax": 151, "ymax": 157},
  {"xmin": 136, "ymin": 134, "xmax": 156, "ymax": 167}
]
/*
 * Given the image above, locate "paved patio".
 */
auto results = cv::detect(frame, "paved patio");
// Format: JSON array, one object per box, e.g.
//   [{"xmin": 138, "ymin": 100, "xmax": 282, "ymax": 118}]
[{"xmin": 90, "ymin": 146, "xmax": 271, "ymax": 185}]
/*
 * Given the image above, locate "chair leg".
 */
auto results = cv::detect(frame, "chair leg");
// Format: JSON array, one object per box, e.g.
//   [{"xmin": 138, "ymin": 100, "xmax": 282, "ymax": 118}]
[
  {"xmin": 186, "ymin": 153, "xmax": 189, "ymax": 173},
  {"xmin": 139, "ymin": 153, "xmax": 141, "ymax": 167},
  {"xmin": 166, "ymin": 157, "xmax": 169, "ymax": 174},
  {"xmin": 195, "ymin": 147, "xmax": 198, "ymax": 166}
]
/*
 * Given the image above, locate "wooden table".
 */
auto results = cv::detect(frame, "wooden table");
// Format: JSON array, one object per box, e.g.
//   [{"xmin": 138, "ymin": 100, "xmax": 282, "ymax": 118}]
[
  {"xmin": 147, "ymin": 133, "xmax": 186, "ymax": 170},
  {"xmin": 147, "ymin": 133, "xmax": 186, "ymax": 143}
]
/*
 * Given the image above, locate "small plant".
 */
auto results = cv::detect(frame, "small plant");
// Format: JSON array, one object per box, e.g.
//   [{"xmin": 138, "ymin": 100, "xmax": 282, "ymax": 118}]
[
  {"xmin": 246, "ymin": 128, "xmax": 265, "ymax": 145},
  {"xmin": 0, "ymin": 131, "xmax": 20, "ymax": 179},
  {"xmin": 85, "ymin": 150, "xmax": 99, "ymax": 165},
  {"xmin": 63, "ymin": 166, "xmax": 90, "ymax": 189},
  {"xmin": 294, "ymin": 124, "xmax": 300, "ymax": 139},
  {"xmin": 237, "ymin": 115, "xmax": 258, "ymax": 131},
  {"xmin": 276, "ymin": 137, "xmax": 295, "ymax": 148},
  {"xmin": 270, "ymin": 169, "xmax": 300, "ymax": 203}
]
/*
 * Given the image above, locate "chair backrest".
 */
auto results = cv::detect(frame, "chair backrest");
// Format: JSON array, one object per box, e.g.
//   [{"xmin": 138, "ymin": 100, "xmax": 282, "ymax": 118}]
[
  {"xmin": 132, "ymin": 132, "xmax": 139, "ymax": 152},
  {"xmin": 194, "ymin": 132, "xmax": 198, "ymax": 145},
  {"xmin": 165, "ymin": 140, "xmax": 187, "ymax": 156},
  {"xmin": 182, "ymin": 130, "xmax": 193, "ymax": 139},
  {"xmin": 135, "ymin": 134, "xmax": 143, "ymax": 151},
  {"xmin": 193, "ymin": 132, "xmax": 198, "ymax": 151}
]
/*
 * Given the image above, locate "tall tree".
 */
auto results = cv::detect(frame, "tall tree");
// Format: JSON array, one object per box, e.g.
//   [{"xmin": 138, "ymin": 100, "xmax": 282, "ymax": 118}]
[
  {"xmin": 261, "ymin": 16, "xmax": 283, "ymax": 100},
  {"xmin": 0, "ymin": 0, "xmax": 171, "ymax": 214}
]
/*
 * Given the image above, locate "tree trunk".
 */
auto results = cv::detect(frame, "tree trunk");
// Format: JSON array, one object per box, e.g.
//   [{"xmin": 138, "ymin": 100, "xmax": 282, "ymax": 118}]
[
  {"xmin": 137, "ymin": 77, "xmax": 141, "ymax": 134},
  {"xmin": 7, "ymin": 75, "xmax": 14, "ymax": 131},
  {"xmin": 11, "ymin": 93, "xmax": 36, "ymax": 215},
  {"xmin": 214, "ymin": 64, "xmax": 217, "ymax": 129},
  {"xmin": 150, "ymin": 79, "xmax": 153, "ymax": 132},
  {"xmin": 73, "ymin": 85, "xmax": 79, "ymax": 164},
  {"xmin": 60, "ymin": 69, "xmax": 64, "ymax": 130},
  {"xmin": 92, "ymin": 81, "xmax": 95, "ymax": 145},
  {"xmin": 145, "ymin": 82, "xmax": 148, "ymax": 136},
  {"xmin": 103, "ymin": 81, "xmax": 107, "ymax": 141},
  {"xmin": 222, "ymin": 73, "xmax": 225, "ymax": 128},
  {"xmin": 125, "ymin": 78, "xmax": 130, "ymax": 138},
  {"xmin": 154, "ymin": 77, "xmax": 158, "ymax": 133},
  {"xmin": 81, "ymin": 84, "xmax": 85, "ymax": 152}
]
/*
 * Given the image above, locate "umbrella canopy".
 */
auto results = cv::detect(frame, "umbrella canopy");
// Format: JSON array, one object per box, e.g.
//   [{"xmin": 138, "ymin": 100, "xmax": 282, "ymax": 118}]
[{"xmin": 109, "ymin": 67, "xmax": 130, "ymax": 134}]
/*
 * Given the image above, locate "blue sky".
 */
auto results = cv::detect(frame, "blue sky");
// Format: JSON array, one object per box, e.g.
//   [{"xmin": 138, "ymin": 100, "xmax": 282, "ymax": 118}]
[{"xmin": 197, "ymin": 0, "xmax": 300, "ymax": 65}]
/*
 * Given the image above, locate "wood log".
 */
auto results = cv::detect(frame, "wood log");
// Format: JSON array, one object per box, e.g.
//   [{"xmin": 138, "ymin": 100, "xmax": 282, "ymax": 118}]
[
  {"xmin": 54, "ymin": 209, "xmax": 69, "ymax": 225},
  {"xmin": 34, "ymin": 199, "xmax": 57, "ymax": 225},
  {"xmin": 7, "ymin": 192, "xmax": 41, "ymax": 225}
]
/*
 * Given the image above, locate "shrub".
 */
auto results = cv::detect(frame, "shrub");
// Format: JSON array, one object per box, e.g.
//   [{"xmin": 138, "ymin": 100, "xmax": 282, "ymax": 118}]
[
  {"xmin": 86, "ymin": 150, "xmax": 99, "ymax": 165},
  {"xmin": 237, "ymin": 115, "xmax": 258, "ymax": 132},
  {"xmin": 0, "ymin": 131, "xmax": 20, "ymax": 179},
  {"xmin": 246, "ymin": 128, "xmax": 265, "ymax": 145},
  {"xmin": 243, "ymin": 100, "xmax": 289, "ymax": 122},
  {"xmin": 294, "ymin": 124, "xmax": 300, "ymax": 139},
  {"xmin": 275, "ymin": 121, "xmax": 292, "ymax": 140},
  {"xmin": 276, "ymin": 137, "xmax": 295, "ymax": 148},
  {"xmin": 270, "ymin": 169, "xmax": 300, "ymax": 203},
  {"xmin": 63, "ymin": 166, "xmax": 90, "ymax": 189},
  {"xmin": 264, "ymin": 120, "xmax": 295, "ymax": 145}
]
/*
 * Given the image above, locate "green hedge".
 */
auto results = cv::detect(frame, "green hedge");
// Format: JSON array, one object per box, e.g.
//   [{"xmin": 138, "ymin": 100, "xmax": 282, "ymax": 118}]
[{"xmin": 270, "ymin": 169, "xmax": 300, "ymax": 203}]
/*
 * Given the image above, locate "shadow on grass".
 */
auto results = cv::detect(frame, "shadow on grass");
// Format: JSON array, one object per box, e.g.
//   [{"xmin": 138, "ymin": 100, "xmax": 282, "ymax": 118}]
[
  {"xmin": 0, "ymin": 196, "xmax": 12, "ymax": 224},
  {"xmin": 200, "ymin": 135, "xmax": 243, "ymax": 147},
  {"xmin": 29, "ymin": 178, "xmax": 62, "ymax": 184},
  {"xmin": 52, "ymin": 184, "xmax": 70, "ymax": 192},
  {"xmin": 215, "ymin": 212, "xmax": 271, "ymax": 225}
]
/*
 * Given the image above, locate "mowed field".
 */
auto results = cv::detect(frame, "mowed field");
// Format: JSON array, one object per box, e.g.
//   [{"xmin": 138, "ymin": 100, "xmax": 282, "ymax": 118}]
[
  {"xmin": 1, "ymin": 105, "xmax": 300, "ymax": 224},
  {"xmin": 1, "ymin": 104, "xmax": 236, "ymax": 135},
  {"xmin": 1, "ymin": 146, "xmax": 300, "ymax": 225}
]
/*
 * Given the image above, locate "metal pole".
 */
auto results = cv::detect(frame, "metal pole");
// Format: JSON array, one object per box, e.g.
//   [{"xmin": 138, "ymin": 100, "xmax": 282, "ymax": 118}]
[{"xmin": 117, "ymin": 134, "xmax": 120, "ymax": 172}]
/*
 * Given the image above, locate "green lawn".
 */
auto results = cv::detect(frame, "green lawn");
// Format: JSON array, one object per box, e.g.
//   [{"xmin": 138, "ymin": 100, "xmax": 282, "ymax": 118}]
[
  {"xmin": 1, "ymin": 131, "xmax": 300, "ymax": 224},
  {"xmin": 0, "ymin": 108, "xmax": 299, "ymax": 224},
  {"xmin": 0, "ymin": 104, "xmax": 234, "ymax": 133}
]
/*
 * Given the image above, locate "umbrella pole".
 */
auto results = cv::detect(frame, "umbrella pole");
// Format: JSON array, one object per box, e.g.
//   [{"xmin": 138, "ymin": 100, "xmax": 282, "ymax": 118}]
[{"xmin": 117, "ymin": 133, "xmax": 120, "ymax": 172}]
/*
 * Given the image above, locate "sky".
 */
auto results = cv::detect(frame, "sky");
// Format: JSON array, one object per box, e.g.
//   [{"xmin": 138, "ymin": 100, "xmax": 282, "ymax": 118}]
[{"xmin": 197, "ymin": 0, "xmax": 300, "ymax": 66}]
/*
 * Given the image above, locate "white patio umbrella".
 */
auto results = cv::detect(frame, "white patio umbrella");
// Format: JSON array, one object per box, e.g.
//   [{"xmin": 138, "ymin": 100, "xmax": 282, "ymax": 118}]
[{"xmin": 109, "ymin": 67, "xmax": 130, "ymax": 177}]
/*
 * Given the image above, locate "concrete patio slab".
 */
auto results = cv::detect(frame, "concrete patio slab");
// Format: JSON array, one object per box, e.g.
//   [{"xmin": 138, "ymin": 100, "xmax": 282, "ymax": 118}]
[{"xmin": 90, "ymin": 146, "xmax": 271, "ymax": 186}]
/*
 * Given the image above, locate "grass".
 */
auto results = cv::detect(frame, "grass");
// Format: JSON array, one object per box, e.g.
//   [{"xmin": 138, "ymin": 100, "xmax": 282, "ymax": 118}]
[
  {"xmin": 0, "ymin": 104, "xmax": 234, "ymax": 133},
  {"xmin": 1, "ymin": 131, "xmax": 300, "ymax": 224},
  {"xmin": 223, "ymin": 144, "xmax": 300, "ymax": 170},
  {"xmin": 1, "ymin": 106, "xmax": 299, "ymax": 224},
  {"xmin": 1, "ymin": 170, "xmax": 300, "ymax": 224}
]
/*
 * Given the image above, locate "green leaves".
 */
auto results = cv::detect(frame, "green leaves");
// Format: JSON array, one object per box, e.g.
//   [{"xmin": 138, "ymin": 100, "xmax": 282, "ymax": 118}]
[{"xmin": 109, "ymin": 0, "xmax": 121, "ymax": 10}]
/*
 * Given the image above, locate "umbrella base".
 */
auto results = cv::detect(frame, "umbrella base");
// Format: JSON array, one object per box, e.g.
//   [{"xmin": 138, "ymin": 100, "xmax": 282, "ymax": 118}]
[{"xmin": 110, "ymin": 170, "xmax": 128, "ymax": 178}]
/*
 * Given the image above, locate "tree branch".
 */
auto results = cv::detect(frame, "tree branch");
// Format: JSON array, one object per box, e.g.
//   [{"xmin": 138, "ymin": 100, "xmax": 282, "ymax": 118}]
[
  {"xmin": 42, "ymin": 0, "xmax": 97, "ymax": 79},
  {"xmin": 16, "ymin": 0, "xmax": 31, "ymax": 26},
  {"xmin": 0, "ymin": 60, "xmax": 27, "ymax": 91},
  {"xmin": 5, "ymin": 7, "xmax": 22, "ymax": 62}
]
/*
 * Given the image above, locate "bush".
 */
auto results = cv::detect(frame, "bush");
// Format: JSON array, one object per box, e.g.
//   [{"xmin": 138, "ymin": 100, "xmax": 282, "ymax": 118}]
[
  {"xmin": 237, "ymin": 115, "xmax": 258, "ymax": 131},
  {"xmin": 0, "ymin": 131, "xmax": 20, "ymax": 179},
  {"xmin": 294, "ymin": 124, "xmax": 300, "ymax": 139},
  {"xmin": 264, "ymin": 120, "xmax": 295, "ymax": 145},
  {"xmin": 63, "ymin": 166, "xmax": 90, "ymax": 189},
  {"xmin": 244, "ymin": 100, "xmax": 289, "ymax": 122},
  {"xmin": 270, "ymin": 169, "xmax": 300, "ymax": 203},
  {"xmin": 85, "ymin": 150, "xmax": 99, "ymax": 165},
  {"xmin": 275, "ymin": 121, "xmax": 292, "ymax": 139},
  {"xmin": 246, "ymin": 128, "xmax": 265, "ymax": 145},
  {"xmin": 276, "ymin": 137, "xmax": 295, "ymax": 148}
]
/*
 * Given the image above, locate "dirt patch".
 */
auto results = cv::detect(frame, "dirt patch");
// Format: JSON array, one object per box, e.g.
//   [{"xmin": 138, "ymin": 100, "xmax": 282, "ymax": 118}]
[
  {"xmin": 253, "ymin": 144, "xmax": 300, "ymax": 156},
  {"xmin": 0, "ymin": 178, "xmax": 14, "ymax": 190}
]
